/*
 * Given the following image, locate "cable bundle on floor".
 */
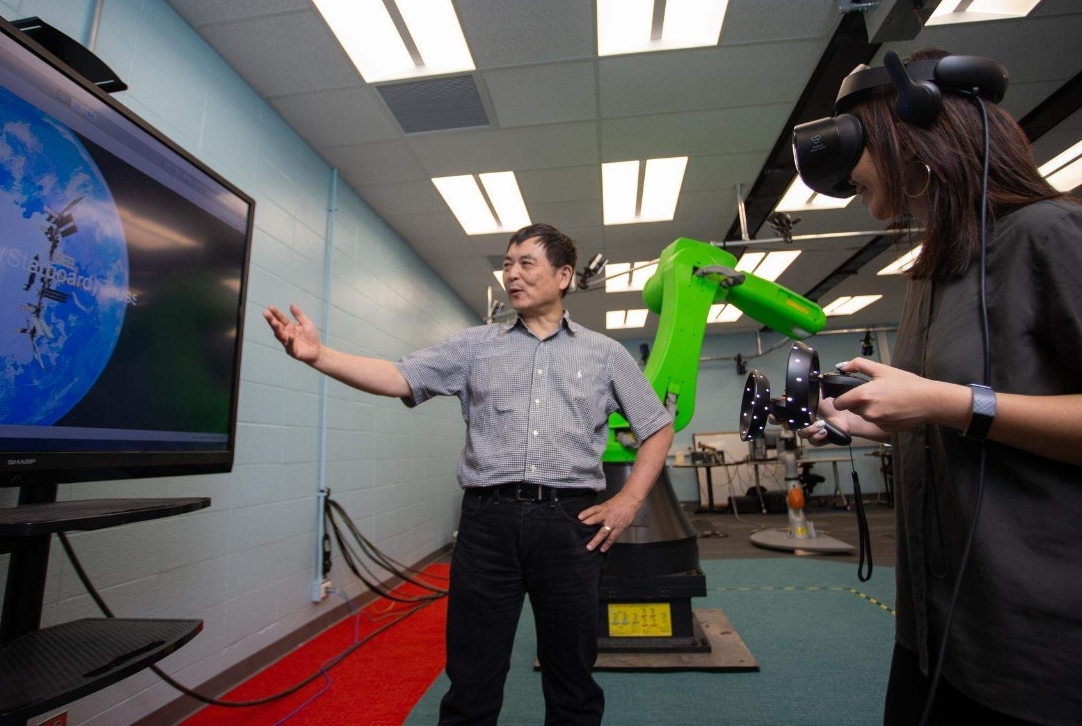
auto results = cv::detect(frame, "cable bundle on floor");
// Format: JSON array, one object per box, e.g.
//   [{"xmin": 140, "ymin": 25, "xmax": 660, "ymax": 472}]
[{"xmin": 324, "ymin": 493, "xmax": 447, "ymax": 603}]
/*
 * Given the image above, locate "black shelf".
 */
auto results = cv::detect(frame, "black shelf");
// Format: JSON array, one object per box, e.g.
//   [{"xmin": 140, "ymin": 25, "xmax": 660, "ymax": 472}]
[
  {"xmin": 1, "ymin": 496, "xmax": 213, "ymax": 723},
  {"xmin": 0, "ymin": 618, "xmax": 202, "ymax": 726},
  {"xmin": 0, "ymin": 498, "xmax": 211, "ymax": 537}
]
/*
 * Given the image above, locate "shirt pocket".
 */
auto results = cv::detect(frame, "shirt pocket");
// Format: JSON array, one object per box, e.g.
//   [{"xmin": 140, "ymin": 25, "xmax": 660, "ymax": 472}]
[
  {"xmin": 568, "ymin": 367, "xmax": 612, "ymax": 431},
  {"xmin": 467, "ymin": 354, "xmax": 521, "ymax": 436}
]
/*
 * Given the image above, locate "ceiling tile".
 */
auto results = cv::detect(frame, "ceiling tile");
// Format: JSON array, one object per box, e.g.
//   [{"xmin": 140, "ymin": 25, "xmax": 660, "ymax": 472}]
[
  {"xmin": 196, "ymin": 11, "xmax": 359, "ymax": 97},
  {"xmin": 483, "ymin": 61, "xmax": 598, "ymax": 127},
  {"xmin": 455, "ymin": 0, "xmax": 596, "ymax": 67},
  {"xmin": 405, "ymin": 122, "xmax": 600, "ymax": 175},
  {"xmin": 598, "ymin": 40, "xmax": 824, "ymax": 117},
  {"xmin": 271, "ymin": 87, "xmax": 400, "ymax": 148}
]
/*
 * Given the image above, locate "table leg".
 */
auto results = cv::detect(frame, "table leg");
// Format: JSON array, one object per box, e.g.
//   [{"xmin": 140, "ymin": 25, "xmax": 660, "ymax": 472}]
[
  {"xmin": 753, "ymin": 464, "xmax": 767, "ymax": 513},
  {"xmin": 831, "ymin": 461, "xmax": 849, "ymax": 509},
  {"xmin": 705, "ymin": 467, "xmax": 716, "ymax": 511}
]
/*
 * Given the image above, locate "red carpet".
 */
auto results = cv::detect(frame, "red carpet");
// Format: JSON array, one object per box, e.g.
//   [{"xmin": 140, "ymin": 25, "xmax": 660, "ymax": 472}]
[{"xmin": 182, "ymin": 564, "xmax": 449, "ymax": 726}]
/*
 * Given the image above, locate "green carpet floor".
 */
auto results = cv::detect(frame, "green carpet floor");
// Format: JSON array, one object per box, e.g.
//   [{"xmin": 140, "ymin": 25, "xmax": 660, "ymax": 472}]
[{"xmin": 406, "ymin": 557, "xmax": 896, "ymax": 725}]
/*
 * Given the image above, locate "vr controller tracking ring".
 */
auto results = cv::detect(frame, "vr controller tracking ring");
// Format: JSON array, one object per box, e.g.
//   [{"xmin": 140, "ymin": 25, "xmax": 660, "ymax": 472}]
[
  {"xmin": 738, "ymin": 342, "xmax": 868, "ymax": 446},
  {"xmin": 739, "ymin": 370, "xmax": 772, "ymax": 442}
]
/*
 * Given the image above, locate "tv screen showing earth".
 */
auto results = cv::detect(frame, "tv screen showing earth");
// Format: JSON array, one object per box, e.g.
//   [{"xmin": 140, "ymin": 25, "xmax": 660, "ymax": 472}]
[{"xmin": 0, "ymin": 85, "xmax": 128, "ymax": 426}]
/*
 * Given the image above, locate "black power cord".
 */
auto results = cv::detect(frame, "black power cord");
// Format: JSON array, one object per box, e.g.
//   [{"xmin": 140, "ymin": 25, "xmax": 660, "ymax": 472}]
[
  {"xmin": 918, "ymin": 93, "xmax": 992, "ymax": 726},
  {"xmin": 324, "ymin": 497, "xmax": 447, "ymax": 603}
]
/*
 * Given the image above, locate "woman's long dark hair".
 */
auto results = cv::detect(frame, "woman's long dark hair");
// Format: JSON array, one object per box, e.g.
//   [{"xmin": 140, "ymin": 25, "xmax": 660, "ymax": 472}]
[{"xmin": 849, "ymin": 48, "xmax": 1063, "ymax": 279}]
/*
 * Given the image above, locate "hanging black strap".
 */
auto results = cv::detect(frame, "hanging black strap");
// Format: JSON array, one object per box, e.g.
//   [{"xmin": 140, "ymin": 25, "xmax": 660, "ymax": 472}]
[{"xmin": 852, "ymin": 468, "xmax": 873, "ymax": 581}]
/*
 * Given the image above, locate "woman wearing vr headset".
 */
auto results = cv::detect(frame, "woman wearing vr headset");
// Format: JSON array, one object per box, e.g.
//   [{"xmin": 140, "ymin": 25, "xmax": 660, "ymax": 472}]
[{"xmin": 796, "ymin": 48, "xmax": 1082, "ymax": 724}]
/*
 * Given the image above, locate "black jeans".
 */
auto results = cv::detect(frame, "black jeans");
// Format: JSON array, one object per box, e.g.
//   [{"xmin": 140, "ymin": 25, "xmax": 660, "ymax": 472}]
[{"xmin": 439, "ymin": 487, "xmax": 605, "ymax": 726}]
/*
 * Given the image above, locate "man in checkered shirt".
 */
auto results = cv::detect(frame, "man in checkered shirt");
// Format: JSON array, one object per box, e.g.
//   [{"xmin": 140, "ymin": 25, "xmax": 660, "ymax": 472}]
[{"xmin": 265, "ymin": 223, "xmax": 674, "ymax": 725}]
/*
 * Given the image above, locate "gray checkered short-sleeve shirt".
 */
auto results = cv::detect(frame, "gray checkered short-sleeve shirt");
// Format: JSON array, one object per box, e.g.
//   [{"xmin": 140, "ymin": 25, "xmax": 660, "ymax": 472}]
[{"xmin": 395, "ymin": 313, "xmax": 671, "ymax": 490}]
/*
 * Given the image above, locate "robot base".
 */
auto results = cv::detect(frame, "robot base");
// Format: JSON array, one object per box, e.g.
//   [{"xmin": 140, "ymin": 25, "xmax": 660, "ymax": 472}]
[
  {"xmin": 599, "ymin": 463, "xmax": 710, "ymax": 653},
  {"xmin": 749, "ymin": 527, "xmax": 854, "ymax": 554},
  {"xmin": 598, "ymin": 569, "xmax": 709, "ymax": 653}
]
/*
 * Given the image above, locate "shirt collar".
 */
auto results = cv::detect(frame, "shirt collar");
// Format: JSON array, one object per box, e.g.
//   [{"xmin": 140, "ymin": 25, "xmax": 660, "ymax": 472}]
[{"xmin": 505, "ymin": 309, "xmax": 578, "ymax": 336}]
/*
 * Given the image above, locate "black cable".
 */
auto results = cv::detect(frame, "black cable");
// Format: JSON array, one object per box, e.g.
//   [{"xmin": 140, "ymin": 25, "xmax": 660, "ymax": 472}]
[
  {"xmin": 329, "ymin": 499, "xmax": 446, "ymax": 590},
  {"xmin": 847, "ymin": 445, "xmax": 873, "ymax": 582},
  {"xmin": 328, "ymin": 498, "xmax": 448, "ymax": 592},
  {"xmin": 323, "ymin": 498, "xmax": 447, "ymax": 602},
  {"xmin": 57, "ymin": 527, "xmax": 435, "ymax": 709},
  {"xmin": 919, "ymin": 94, "xmax": 992, "ymax": 725}
]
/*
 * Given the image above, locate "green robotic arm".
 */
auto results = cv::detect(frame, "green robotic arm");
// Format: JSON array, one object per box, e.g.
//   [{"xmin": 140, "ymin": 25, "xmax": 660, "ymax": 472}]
[{"xmin": 603, "ymin": 237, "xmax": 826, "ymax": 462}]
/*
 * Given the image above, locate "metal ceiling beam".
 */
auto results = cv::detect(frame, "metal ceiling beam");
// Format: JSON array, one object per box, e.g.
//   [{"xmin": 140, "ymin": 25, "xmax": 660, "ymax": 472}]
[
  {"xmin": 1019, "ymin": 67, "xmax": 1082, "ymax": 143},
  {"xmin": 722, "ymin": 11, "xmax": 880, "ymax": 245}
]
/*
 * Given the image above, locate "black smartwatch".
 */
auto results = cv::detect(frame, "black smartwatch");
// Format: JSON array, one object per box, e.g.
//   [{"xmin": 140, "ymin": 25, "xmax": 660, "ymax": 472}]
[{"xmin": 962, "ymin": 384, "xmax": 996, "ymax": 441}]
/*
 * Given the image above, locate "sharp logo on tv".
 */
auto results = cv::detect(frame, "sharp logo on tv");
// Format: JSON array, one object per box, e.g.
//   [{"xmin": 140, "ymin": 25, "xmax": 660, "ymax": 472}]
[{"xmin": 7, "ymin": 458, "xmax": 36, "ymax": 466}]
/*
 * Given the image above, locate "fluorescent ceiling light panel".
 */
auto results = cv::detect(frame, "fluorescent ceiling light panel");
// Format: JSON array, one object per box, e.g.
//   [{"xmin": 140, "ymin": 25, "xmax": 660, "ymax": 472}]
[
  {"xmin": 596, "ymin": 0, "xmax": 653, "ymax": 57},
  {"xmin": 927, "ymin": 0, "xmax": 1041, "ymax": 26},
  {"xmin": 432, "ymin": 175, "xmax": 494, "ymax": 234},
  {"xmin": 640, "ymin": 157, "xmax": 688, "ymax": 221},
  {"xmin": 735, "ymin": 252, "xmax": 764, "ymax": 273},
  {"xmin": 312, "ymin": 0, "xmax": 412, "ymax": 83},
  {"xmin": 604, "ymin": 261, "xmax": 658, "ymax": 293},
  {"xmin": 632, "ymin": 261, "xmax": 659, "ymax": 289},
  {"xmin": 313, "ymin": 0, "xmax": 475, "ymax": 83},
  {"xmin": 433, "ymin": 172, "xmax": 529, "ymax": 235},
  {"xmin": 1039, "ymin": 140, "xmax": 1082, "ymax": 192},
  {"xmin": 602, "ymin": 158, "xmax": 688, "ymax": 225},
  {"xmin": 750, "ymin": 250, "xmax": 801, "ymax": 282},
  {"xmin": 395, "ymin": 0, "xmax": 474, "ymax": 74},
  {"xmin": 775, "ymin": 176, "xmax": 853, "ymax": 212},
  {"xmin": 663, "ymin": 0, "xmax": 729, "ymax": 49},
  {"xmin": 479, "ymin": 172, "xmax": 531, "ymax": 231},
  {"xmin": 606, "ymin": 309, "xmax": 649, "ymax": 329},
  {"xmin": 822, "ymin": 295, "xmax": 882, "ymax": 316},
  {"xmin": 605, "ymin": 262, "xmax": 633, "ymax": 293},
  {"xmin": 708, "ymin": 303, "xmax": 743, "ymax": 323},
  {"xmin": 602, "ymin": 161, "xmax": 640, "ymax": 225},
  {"xmin": 733, "ymin": 250, "xmax": 801, "ymax": 282},
  {"xmin": 597, "ymin": 0, "xmax": 729, "ymax": 56},
  {"xmin": 878, "ymin": 245, "xmax": 922, "ymax": 275}
]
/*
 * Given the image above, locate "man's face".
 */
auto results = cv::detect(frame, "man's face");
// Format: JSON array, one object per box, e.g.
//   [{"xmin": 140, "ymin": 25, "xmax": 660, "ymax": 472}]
[{"xmin": 503, "ymin": 237, "xmax": 571, "ymax": 314}]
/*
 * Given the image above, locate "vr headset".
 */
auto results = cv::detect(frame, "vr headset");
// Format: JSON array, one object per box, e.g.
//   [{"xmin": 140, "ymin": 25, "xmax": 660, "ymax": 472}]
[{"xmin": 792, "ymin": 51, "xmax": 1009, "ymax": 198}]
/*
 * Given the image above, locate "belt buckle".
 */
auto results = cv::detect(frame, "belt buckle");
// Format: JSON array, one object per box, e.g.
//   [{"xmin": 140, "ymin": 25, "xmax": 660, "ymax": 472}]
[{"xmin": 515, "ymin": 483, "xmax": 544, "ymax": 501}]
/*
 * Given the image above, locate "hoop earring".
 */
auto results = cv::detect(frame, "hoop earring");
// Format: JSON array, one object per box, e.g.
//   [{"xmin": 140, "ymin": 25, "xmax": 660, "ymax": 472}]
[{"xmin": 905, "ymin": 162, "xmax": 932, "ymax": 198}]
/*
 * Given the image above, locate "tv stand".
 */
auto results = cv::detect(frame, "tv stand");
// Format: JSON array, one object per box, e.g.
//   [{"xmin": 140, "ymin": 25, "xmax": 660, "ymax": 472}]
[{"xmin": 0, "ymin": 490, "xmax": 209, "ymax": 726}]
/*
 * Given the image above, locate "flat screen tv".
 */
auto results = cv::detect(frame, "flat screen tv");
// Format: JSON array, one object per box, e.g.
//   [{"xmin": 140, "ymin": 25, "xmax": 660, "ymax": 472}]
[{"xmin": 0, "ymin": 16, "xmax": 255, "ymax": 489}]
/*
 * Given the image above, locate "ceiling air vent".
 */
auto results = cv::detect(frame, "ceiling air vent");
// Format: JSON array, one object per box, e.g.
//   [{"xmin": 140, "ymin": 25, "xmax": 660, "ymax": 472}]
[{"xmin": 376, "ymin": 74, "xmax": 490, "ymax": 134}]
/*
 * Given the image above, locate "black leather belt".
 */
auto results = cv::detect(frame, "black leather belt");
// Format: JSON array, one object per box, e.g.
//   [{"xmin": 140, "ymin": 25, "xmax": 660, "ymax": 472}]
[{"xmin": 479, "ymin": 482, "xmax": 598, "ymax": 502}]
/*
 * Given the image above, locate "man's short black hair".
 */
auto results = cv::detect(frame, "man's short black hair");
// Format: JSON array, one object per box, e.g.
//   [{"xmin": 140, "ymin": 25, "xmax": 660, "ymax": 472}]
[{"xmin": 508, "ymin": 223, "xmax": 578, "ymax": 274}]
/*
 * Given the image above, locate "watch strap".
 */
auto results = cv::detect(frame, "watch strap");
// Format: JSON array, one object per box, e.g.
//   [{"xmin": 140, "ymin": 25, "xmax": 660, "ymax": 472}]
[{"xmin": 962, "ymin": 383, "xmax": 996, "ymax": 441}]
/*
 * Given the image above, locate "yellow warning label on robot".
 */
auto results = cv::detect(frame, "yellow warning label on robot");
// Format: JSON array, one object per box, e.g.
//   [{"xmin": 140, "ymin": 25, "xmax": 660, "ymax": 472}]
[{"xmin": 607, "ymin": 603, "xmax": 673, "ymax": 637}]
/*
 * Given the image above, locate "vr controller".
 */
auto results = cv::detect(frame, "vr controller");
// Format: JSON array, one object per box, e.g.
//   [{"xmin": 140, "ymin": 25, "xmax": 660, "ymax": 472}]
[{"xmin": 739, "ymin": 341, "xmax": 867, "ymax": 446}]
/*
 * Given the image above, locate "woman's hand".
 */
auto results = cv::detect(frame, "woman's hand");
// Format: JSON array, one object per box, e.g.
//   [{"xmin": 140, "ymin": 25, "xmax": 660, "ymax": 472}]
[
  {"xmin": 830, "ymin": 358, "xmax": 967, "ymax": 433},
  {"xmin": 796, "ymin": 397, "xmax": 884, "ymax": 445}
]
